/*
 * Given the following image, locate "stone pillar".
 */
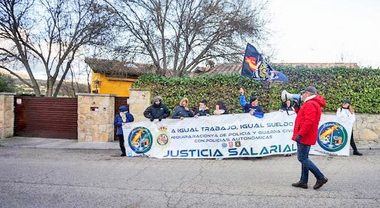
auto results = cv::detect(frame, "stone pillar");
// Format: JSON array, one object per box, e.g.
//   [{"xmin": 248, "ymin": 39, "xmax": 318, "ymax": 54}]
[
  {"xmin": 0, "ymin": 93, "xmax": 15, "ymax": 139},
  {"xmin": 77, "ymin": 93, "xmax": 115, "ymax": 142},
  {"xmin": 128, "ymin": 89, "xmax": 151, "ymax": 122}
]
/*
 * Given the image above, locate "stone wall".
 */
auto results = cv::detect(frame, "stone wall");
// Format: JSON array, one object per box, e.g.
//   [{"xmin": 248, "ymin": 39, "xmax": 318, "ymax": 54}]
[
  {"xmin": 0, "ymin": 93, "xmax": 15, "ymax": 139},
  {"xmin": 354, "ymin": 114, "xmax": 380, "ymax": 145},
  {"xmin": 77, "ymin": 93, "xmax": 115, "ymax": 142},
  {"xmin": 128, "ymin": 90, "xmax": 151, "ymax": 122}
]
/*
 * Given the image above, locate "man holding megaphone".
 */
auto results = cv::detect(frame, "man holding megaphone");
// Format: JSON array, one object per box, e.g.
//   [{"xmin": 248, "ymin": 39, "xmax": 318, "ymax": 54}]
[{"xmin": 291, "ymin": 86, "xmax": 329, "ymax": 190}]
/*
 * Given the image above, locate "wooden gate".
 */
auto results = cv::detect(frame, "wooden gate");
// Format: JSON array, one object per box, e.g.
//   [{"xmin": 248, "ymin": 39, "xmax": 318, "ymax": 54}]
[
  {"xmin": 115, "ymin": 97, "xmax": 129, "ymax": 113},
  {"xmin": 14, "ymin": 96, "xmax": 78, "ymax": 139}
]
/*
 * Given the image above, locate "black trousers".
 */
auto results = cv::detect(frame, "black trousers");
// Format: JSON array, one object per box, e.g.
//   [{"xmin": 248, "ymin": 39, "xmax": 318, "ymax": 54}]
[
  {"xmin": 350, "ymin": 131, "xmax": 359, "ymax": 153},
  {"xmin": 117, "ymin": 135, "xmax": 126, "ymax": 155}
]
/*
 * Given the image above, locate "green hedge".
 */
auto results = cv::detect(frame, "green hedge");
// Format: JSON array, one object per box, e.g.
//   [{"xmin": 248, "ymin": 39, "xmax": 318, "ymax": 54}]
[{"xmin": 133, "ymin": 67, "xmax": 380, "ymax": 114}]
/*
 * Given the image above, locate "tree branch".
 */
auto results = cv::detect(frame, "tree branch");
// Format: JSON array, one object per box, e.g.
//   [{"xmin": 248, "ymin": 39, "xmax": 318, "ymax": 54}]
[{"xmin": 0, "ymin": 65, "xmax": 32, "ymax": 88}]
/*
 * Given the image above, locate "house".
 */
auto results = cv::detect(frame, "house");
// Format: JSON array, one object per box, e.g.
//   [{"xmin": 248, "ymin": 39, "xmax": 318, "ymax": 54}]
[
  {"xmin": 85, "ymin": 58, "xmax": 155, "ymax": 97},
  {"xmin": 85, "ymin": 58, "xmax": 196, "ymax": 97}
]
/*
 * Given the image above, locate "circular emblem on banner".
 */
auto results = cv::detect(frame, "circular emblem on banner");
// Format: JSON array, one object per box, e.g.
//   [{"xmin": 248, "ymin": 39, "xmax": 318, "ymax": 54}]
[
  {"xmin": 317, "ymin": 122, "xmax": 348, "ymax": 152},
  {"xmin": 157, "ymin": 134, "xmax": 169, "ymax": 145},
  {"xmin": 128, "ymin": 127, "xmax": 153, "ymax": 154}
]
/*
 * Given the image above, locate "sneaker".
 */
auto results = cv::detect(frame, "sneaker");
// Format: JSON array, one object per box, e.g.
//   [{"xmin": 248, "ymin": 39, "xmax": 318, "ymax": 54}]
[
  {"xmin": 120, "ymin": 154, "xmax": 126, "ymax": 157},
  {"xmin": 353, "ymin": 151, "xmax": 363, "ymax": 156},
  {"xmin": 313, "ymin": 177, "xmax": 328, "ymax": 190},
  {"xmin": 292, "ymin": 181, "xmax": 308, "ymax": 189}
]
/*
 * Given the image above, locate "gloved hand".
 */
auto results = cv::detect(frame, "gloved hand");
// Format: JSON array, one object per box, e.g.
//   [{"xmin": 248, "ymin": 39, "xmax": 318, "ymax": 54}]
[
  {"xmin": 150, "ymin": 118, "xmax": 154, "ymax": 122},
  {"xmin": 295, "ymin": 135, "xmax": 302, "ymax": 143}
]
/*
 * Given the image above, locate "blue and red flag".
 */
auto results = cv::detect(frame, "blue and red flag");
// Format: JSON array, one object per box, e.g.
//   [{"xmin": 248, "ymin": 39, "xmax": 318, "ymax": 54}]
[
  {"xmin": 241, "ymin": 43, "xmax": 262, "ymax": 78},
  {"xmin": 241, "ymin": 43, "xmax": 288, "ymax": 83}
]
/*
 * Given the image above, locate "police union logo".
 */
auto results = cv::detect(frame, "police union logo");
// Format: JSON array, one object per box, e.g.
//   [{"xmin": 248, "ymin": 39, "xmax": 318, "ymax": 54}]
[
  {"xmin": 157, "ymin": 134, "xmax": 169, "ymax": 145},
  {"xmin": 128, "ymin": 127, "xmax": 153, "ymax": 154},
  {"xmin": 317, "ymin": 122, "xmax": 348, "ymax": 152}
]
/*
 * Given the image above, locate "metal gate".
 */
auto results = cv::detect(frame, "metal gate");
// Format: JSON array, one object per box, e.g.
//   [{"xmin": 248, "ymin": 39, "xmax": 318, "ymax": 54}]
[{"xmin": 14, "ymin": 96, "xmax": 78, "ymax": 139}]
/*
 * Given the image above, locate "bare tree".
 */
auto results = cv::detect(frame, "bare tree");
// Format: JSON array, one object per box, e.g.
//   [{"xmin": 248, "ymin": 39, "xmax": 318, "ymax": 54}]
[
  {"xmin": 58, "ymin": 67, "xmax": 88, "ymax": 97},
  {"xmin": 107, "ymin": 0, "xmax": 268, "ymax": 76},
  {"xmin": 0, "ymin": 0, "xmax": 115, "ymax": 96}
]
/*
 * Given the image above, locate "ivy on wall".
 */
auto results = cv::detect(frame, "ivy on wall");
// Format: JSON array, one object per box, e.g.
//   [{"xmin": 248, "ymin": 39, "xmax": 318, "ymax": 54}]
[{"xmin": 133, "ymin": 67, "xmax": 380, "ymax": 114}]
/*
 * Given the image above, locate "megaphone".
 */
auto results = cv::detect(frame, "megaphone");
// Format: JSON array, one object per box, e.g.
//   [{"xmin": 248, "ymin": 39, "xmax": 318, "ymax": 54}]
[{"xmin": 281, "ymin": 90, "xmax": 301, "ymax": 103}]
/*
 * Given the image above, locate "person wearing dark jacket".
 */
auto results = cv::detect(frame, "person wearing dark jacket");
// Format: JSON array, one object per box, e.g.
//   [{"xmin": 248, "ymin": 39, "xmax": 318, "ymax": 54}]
[
  {"xmin": 172, "ymin": 97, "xmax": 194, "ymax": 119},
  {"xmin": 114, "ymin": 105, "xmax": 134, "ymax": 157},
  {"xmin": 291, "ymin": 86, "xmax": 328, "ymax": 190},
  {"xmin": 239, "ymin": 88, "xmax": 264, "ymax": 118},
  {"xmin": 144, "ymin": 96, "xmax": 170, "ymax": 121},
  {"xmin": 280, "ymin": 99, "xmax": 296, "ymax": 115},
  {"xmin": 195, "ymin": 99, "xmax": 210, "ymax": 116}
]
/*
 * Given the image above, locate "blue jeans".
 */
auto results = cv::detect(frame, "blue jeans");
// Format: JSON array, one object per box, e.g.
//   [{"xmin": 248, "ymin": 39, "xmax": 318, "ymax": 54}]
[{"xmin": 297, "ymin": 142, "xmax": 325, "ymax": 183}]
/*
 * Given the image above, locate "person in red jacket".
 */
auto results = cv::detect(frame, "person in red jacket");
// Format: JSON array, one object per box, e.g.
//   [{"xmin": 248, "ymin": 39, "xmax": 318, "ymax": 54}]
[{"xmin": 291, "ymin": 86, "xmax": 328, "ymax": 190}]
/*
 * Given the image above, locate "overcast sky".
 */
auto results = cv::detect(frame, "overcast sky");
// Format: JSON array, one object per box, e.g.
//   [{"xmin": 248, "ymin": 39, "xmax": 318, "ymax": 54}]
[
  {"xmin": 2, "ymin": 0, "xmax": 379, "ymax": 82},
  {"xmin": 265, "ymin": 0, "xmax": 380, "ymax": 67}
]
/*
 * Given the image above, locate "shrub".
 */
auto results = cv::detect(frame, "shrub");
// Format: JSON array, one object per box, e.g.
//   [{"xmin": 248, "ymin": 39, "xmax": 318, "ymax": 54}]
[{"xmin": 133, "ymin": 67, "xmax": 380, "ymax": 114}]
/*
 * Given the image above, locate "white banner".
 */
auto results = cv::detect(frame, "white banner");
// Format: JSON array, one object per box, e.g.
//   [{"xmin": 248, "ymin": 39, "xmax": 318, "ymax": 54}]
[{"xmin": 122, "ymin": 111, "xmax": 352, "ymax": 158}]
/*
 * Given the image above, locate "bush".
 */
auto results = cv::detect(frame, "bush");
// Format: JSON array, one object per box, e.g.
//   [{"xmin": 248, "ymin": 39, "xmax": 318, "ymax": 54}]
[
  {"xmin": 133, "ymin": 67, "xmax": 380, "ymax": 114},
  {"xmin": 0, "ymin": 73, "xmax": 15, "ymax": 93}
]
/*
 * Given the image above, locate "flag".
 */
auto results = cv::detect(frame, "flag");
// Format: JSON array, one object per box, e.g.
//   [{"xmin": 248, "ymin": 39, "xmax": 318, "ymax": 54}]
[
  {"xmin": 270, "ymin": 71, "xmax": 289, "ymax": 83},
  {"xmin": 241, "ymin": 43, "xmax": 262, "ymax": 78},
  {"xmin": 241, "ymin": 43, "xmax": 288, "ymax": 83}
]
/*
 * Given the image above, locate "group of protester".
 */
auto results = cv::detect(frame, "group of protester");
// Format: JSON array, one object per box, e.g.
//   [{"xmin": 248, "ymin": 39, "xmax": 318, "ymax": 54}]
[
  {"xmin": 144, "ymin": 87, "xmax": 267, "ymax": 120},
  {"xmin": 114, "ymin": 87, "xmax": 265, "ymax": 156},
  {"xmin": 143, "ymin": 96, "xmax": 229, "ymax": 121},
  {"xmin": 114, "ymin": 85, "xmax": 363, "ymax": 191}
]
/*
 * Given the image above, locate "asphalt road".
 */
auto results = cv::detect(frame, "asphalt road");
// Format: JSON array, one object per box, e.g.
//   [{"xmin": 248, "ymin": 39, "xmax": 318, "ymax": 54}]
[{"xmin": 0, "ymin": 147, "xmax": 379, "ymax": 208}]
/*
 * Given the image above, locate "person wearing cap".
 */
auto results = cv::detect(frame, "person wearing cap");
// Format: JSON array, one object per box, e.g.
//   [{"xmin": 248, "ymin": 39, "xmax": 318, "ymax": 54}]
[
  {"xmin": 172, "ymin": 97, "xmax": 194, "ymax": 119},
  {"xmin": 336, "ymin": 99, "xmax": 362, "ymax": 156},
  {"xmin": 195, "ymin": 99, "xmax": 210, "ymax": 116},
  {"xmin": 239, "ymin": 88, "xmax": 264, "ymax": 118},
  {"xmin": 144, "ymin": 96, "xmax": 170, "ymax": 121},
  {"xmin": 114, "ymin": 105, "xmax": 134, "ymax": 157},
  {"xmin": 291, "ymin": 86, "xmax": 328, "ymax": 190}
]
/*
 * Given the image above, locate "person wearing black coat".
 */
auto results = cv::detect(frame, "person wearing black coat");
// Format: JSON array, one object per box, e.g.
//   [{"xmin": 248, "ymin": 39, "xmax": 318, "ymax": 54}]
[
  {"xmin": 172, "ymin": 97, "xmax": 194, "ymax": 119},
  {"xmin": 195, "ymin": 99, "xmax": 210, "ymax": 116},
  {"xmin": 280, "ymin": 99, "xmax": 296, "ymax": 115},
  {"xmin": 144, "ymin": 96, "xmax": 170, "ymax": 121}
]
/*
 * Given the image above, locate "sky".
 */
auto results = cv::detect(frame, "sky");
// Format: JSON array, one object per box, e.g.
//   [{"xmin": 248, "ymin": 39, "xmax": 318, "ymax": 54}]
[
  {"xmin": 2, "ymin": 0, "xmax": 380, "ymax": 83},
  {"xmin": 264, "ymin": 0, "xmax": 380, "ymax": 67}
]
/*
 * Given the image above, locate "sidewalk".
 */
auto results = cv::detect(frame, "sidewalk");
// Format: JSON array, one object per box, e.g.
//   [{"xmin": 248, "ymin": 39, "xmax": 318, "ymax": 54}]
[
  {"xmin": 0, "ymin": 137, "xmax": 119, "ymax": 150},
  {"xmin": 0, "ymin": 136, "xmax": 379, "ymax": 150}
]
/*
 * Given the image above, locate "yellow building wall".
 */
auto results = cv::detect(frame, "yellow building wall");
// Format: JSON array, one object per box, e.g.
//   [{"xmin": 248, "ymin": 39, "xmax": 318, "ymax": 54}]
[{"xmin": 91, "ymin": 73, "xmax": 136, "ymax": 97}]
